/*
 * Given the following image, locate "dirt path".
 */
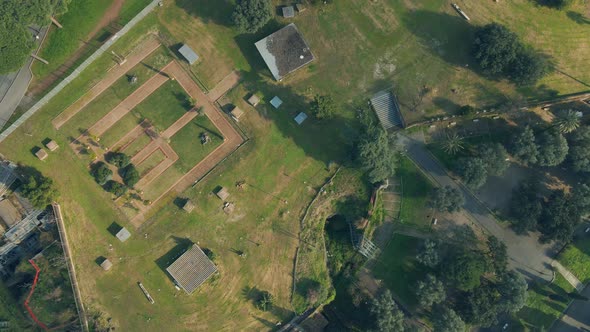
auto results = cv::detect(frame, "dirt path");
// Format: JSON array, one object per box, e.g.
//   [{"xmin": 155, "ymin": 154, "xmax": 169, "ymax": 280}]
[
  {"xmin": 52, "ymin": 38, "xmax": 161, "ymax": 129},
  {"xmin": 28, "ymin": 0, "xmax": 125, "ymax": 97},
  {"xmin": 206, "ymin": 71, "xmax": 240, "ymax": 101},
  {"xmin": 160, "ymin": 109, "xmax": 198, "ymax": 139}
]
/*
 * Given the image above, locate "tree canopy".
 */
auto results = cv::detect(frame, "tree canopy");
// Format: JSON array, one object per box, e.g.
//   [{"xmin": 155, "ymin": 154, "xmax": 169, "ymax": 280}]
[
  {"xmin": 456, "ymin": 158, "xmax": 488, "ymax": 189},
  {"xmin": 509, "ymin": 180, "xmax": 543, "ymax": 234},
  {"xmin": 443, "ymin": 249, "xmax": 486, "ymax": 291},
  {"xmin": 416, "ymin": 274, "xmax": 446, "ymax": 308},
  {"xmin": 104, "ymin": 180, "xmax": 127, "ymax": 197},
  {"xmin": 310, "ymin": 94, "xmax": 337, "ymax": 119},
  {"xmin": 497, "ymin": 271, "xmax": 527, "ymax": 313},
  {"xmin": 121, "ymin": 164, "xmax": 139, "ymax": 188},
  {"xmin": 370, "ymin": 289, "xmax": 405, "ymax": 332},
  {"xmin": 553, "ymin": 109, "xmax": 581, "ymax": 134},
  {"xmin": 20, "ymin": 172, "xmax": 58, "ymax": 208},
  {"xmin": 92, "ymin": 162, "xmax": 113, "ymax": 185},
  {"xmin": 430, "ymin": 185, "xmax": 464, "ymax": 213},
  {"xmin": 508, "ymin": 48, "xmax": 550, "ymax": 85},
  {"xmin": 432, "ymin": 307, "xmax": 466, "ymax": 332},
  {"xmin": 106, "ymin": 152, "xmax": 131, "ymax": 168},
  {"xmin": 356, "ymin": 119, "xmax": 397, "ymax": 184},
  {"xmin": 479, "ymin": 143, "xmax": 510, "ymax": 176},
  {"xmin": 536, "ymin": 130, "xmax": 568, "ymax": 167},
  {"xmin": 567, "ymin": 125, "xmax": 590, "ymax": 172},
  {"xmin": 538, "ymin": 190, "xmax": 581, "ymax": 243},
  {"xmin": 487, "ymin": 235, "xmax": 508, "ymax": 274},
  {"xmin": 231, "ymin": 0, "xmax": 272, "ymax": 34},
  {"xmin": 441, "ymin": 132, "xmax": 465, "ymax": 155},
  {"xmin": 416, "ymin": 239, "xmax": 440, "ymax": 268},
  {"xmin": 511, "ymin": 126, "xmax": 539, "ymax": 165}
]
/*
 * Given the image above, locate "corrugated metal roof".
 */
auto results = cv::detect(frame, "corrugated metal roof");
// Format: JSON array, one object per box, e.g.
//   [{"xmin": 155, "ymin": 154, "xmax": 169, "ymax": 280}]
[
  {"xmin": 179, "ymin": 44, "xmax": 199, "ymax": 65},
  {"xmin": 166, "ymin": 245, "xmax": 217, "ymax": 294},
  {"xmin": 370, "ymin": 90, "xmax": 404, "ymax": 130},
  {"xmin": 294, "ymin": 112, "xmax": 307, "ymax": 125},
  {"xmin": 116, "ymin": 227, "xmax": 131, "ymax": 242}
]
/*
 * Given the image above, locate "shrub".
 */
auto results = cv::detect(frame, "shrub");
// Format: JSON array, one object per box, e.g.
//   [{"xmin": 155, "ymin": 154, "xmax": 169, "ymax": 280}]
[
  {"xmin": 121, "ymin": 164, "xmax": 139, "ymax": 187},
  {"xmin": 105, "ymin": 152, "xmax": 131, "ymax": 168},
  {"xmin": 231, "ymin": 0, "xmax": 272, "ymax": 34},
  {"xmin": 92, "ymin": 162, "xmax": 113, "ymax": 185},
  {"xmin": 104, "ymin": 181, "xmax": 127, "ymax": 197}
]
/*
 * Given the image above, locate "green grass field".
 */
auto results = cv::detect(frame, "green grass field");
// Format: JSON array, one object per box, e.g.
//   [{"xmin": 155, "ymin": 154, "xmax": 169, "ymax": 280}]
[
  {"xmin": 118, "ymin": 0, "xmax": 153, "ymax": 24},
  {"xmin": 0, "ymin": 282, "xmax": 35, "ymax": 331},
  {"xmin": 397, "ymin": 157, "xmax": 434, "ymax": 230},
  {"xmin": 559, "ymin": 237, "xmax": 590, "ymax": 284},
  {"xmin": 169, "ymin": 116, "xmax": 223, "ymax": 173},
  {"xmin": 32, "ymin": 0, "xmax": 114, "ymax": 80}
]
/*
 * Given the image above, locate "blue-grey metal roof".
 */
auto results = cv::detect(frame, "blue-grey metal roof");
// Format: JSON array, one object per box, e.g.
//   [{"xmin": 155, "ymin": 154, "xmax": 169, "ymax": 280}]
[
  {"xmin": 294, "ymin": 112, "xmax": 308, "ymax": 125},
  {"xmin": 370, "ymin": 90, "xmax": 405, "ymax": 130},
  {"xmin": 179, "ymin": 44, "xmax": 199, "ymax": 64},
  {"xmin": 270, "ymin": 96, "xmax": 283, "ymax": 109}
]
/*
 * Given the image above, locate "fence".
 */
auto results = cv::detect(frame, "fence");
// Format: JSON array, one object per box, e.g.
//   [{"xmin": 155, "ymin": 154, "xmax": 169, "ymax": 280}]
[{"xmin": 0, "ymin": 0, "xmax": 162, "ymax": 143}]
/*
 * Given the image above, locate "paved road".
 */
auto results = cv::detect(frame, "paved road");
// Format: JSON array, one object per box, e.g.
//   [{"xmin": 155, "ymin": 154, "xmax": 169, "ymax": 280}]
[
  {"xmin": 551, "ymin": 283, "xmax": 590, "ymax": 332},
  {"xmin": 397, "ymin": 134, "xmax": 555, "ymax": 281}
]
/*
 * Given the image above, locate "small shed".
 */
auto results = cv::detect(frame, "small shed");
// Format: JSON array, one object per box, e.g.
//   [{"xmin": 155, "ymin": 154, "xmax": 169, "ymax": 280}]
[
  {"xmin": 247, "ymin": 94, "xmax": 260, "ymax": 107},
  {"xmin": 45, "ymin": 140, "xmax": 59, "ymax": 151},
  {"xmin": 35, "ymin": 149, "xmax": 48, "ymax": 161},
  {"xmin": 183, "ymin": 200, "xmax": 195, "ymax": 213},
  {"xmin": 216, "ymin": 187, "xmax": 230, "ymax": 201},
  {"xmin": 116, "ymin": 227, "xmax": 131, "ymax": 242},
  {"xmin": 294, "ymin": 112, "xmax": 308, "ymax": 125},
  {"xmin": 166, "ymin": 245, "xmax": 217, "ymax": 294},
  {"xmin": 230, "ymin": 106, "xmax": 244, "ymax": 121},
  {"xmin": 270, "ymin": 96, "xmax": 283, "ymax": 109},
  {"xmin": 100, "ymin": 259, "xmax": 113, "ymax": 271},
  {"xmin": 282, "ymin": 6, "xmax": 295, "ymax": 18},
  {"xmin": 295, "ymin": 3, "xmax": 306, "ymax": 12},
  {"xmin": 178, "ymin": 44, "xmax": 199, "ymax": 65}
]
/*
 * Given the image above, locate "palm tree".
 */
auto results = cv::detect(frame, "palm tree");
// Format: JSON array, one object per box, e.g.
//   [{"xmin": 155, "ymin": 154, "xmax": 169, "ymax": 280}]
[
  {"xmin": 441, "ymin": 132, "xmax": 465, "ymax": 155},
  {"xmin": 553, "ymin": 109, "xmax": 580, "ymax": 134}
]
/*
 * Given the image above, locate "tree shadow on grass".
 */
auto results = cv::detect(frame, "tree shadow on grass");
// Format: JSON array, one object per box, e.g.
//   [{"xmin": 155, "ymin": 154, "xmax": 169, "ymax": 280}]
[
  {"xmin": 567, "ymin": 11, "xmax": 590, "ymax": 25},
  {"xmin": 515, "ymin": 306, "xmax": 555, "ymax": 330},
  {"xmin": 154, "ymin": 236, "xmax": 193, "ymax": 279},
  {"xmin": 176, "ymin": 0, "xmax": 235, "ymax": 26},
  {"xmin": 107, "ymin": 222, "xmax": 122, "ymax": 237}
]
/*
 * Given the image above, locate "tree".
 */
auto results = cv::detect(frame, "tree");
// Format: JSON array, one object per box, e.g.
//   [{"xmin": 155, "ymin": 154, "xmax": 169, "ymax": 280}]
[
  {"xmin": 92, "ymin": 162, "xmax": 113, "ymax": 185},
  {"xmin": 497, "ymin": 271, "xmax": 527, "ymax": 313},
  {"xmin": 553, "ymin": 109, "xmax": 580, "ymax": 134},
  {"xmin": 473, "ymin": 23, "xmax": 521, "ymax": 75},
  {"xmin": 356, "ymin": 125, "xmax": 397, "ymax": 184},
  {"xmin": 509, "ymin": 180, "xmax": 543, "ymax": 234},
  {"xmin": 486, "ymin": 235, "xmax": 508, "ymax": 274},
  {"xmin": 104, "ymin": 180, "xmax": 127, "ymax": 197},
  {"xmin": 255, "ymin": 291, "xmax": 274, "ymax": 311},
  {"xmin": 511, "ymin": 126, "xmax": 539, "ymax": 165},
  {"xmin": 415, "ymin": 274, "xmax": 446, "ymax": 308},
  {"xmin": 430, "ymin": 186, "xmax": 464, "ymax": 213},
  {"xmin": 572, "ymin": 183, "xmax": 590, "ymax": 215},
  {"xmin": 456, "ymin": 158, "xmax": 488, "ymax": 189},
  {"xmin": 537, "ymin": 0, "xmax": 571, "ymax": 9},
  {"xmin": 458, "ymin": 283, "xmax": 501, "ymax": 327},
  {"xmin": 567, "ymin": 126, "xmax": 590, "ymax": 172},
  {"xmin": 231, "ymin": 0, "xmax": 272, "ymax": 34},
  {"xmin": 105, "ymin": 152, "xmax": 131, "ymax": 168},
  {"xmin": 441, "ymin": 132, "xmax": 465, "ymax": 155},
  {"xmin": 310, "ymin": 94, "xmax": 336, "ymax": 119},
  {"xmin": 20, "ymin": 173, "xmax": 58, "ymax": 208},
  {"xmin": 370, "ymin": 289, "xmax": 405, "ymax": 332},
  {"xmin": 203, "ymin": 248, "xmax": 216, "ymax": 261},
  {"xmin": 538, "ymin": 190, "xmax": 581, "ymax": 243},
  {"xmin": 443, "ymin": 249, "xmax": 486, "ymax": 291},
  {"xmin": 432, "ymin": 307, "xmax": 466, "ymax": 332},
  {"xmin": 458, "ymin": 105, "xmax": 476, "ymax": 117},
  {"xmin": 416, "ymin": 239, "xmax": 440, "ymax": 268},
  {"xmin": 479, "ymin": 143, "xmax": 510, "ymax": 176},
  {"xmin": 121, "ymin": 164, "xmax": 139, "ymax": 187},
  {"xmin": 536, "ymin": 130, "xmax": 568, "ymax": 166},
  {"xmin": 508, "ymin": 48, "xmax": 550, "ymax": 85}
]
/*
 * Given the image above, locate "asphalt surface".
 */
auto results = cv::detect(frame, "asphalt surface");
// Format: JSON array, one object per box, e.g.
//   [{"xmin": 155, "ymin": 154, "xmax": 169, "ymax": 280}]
[
  {"xmin": 397, "ymin": 134, "xmax": 555, "ymax": 282},
  {"xmin": 551, "ymin": 282, "xmax": 590, "ymax": 331},
  {"xmin": 0, "ymin": 26, "xmax": 48, "ymax": 130}
]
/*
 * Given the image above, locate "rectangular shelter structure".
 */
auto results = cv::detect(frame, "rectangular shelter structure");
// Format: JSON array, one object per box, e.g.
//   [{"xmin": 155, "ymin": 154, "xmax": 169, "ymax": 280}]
[
  {"xmin": 216, "ymin": 187, "xmax": 230, "ymax": 200},
  {"xmin": 294, "ymin": 112, "xmax": 308, "ymax": 125},
  {"xmin": 247, "ymin": 94, "xmax": 260, "ymax": 107},
  {"xmin": 116, "ymin": 227, "xmax": 131, "ymax": 242},
  {"xmin": 178, "ymin": 44, "xmax": 199, "ymax": 65},
  {"xmin": 45, "ymin": 140, "xmax": 59, "ymax": 151},
  {"xmin": 230, "ymin": 106, "xmax": 244, "ymax": 121},
  {"xmin": 370, "ymin": 90, "xmax": 405, "ymax": 130},
  {"xmin": 282, "ymin": 6, "xmax": 295, "ymax": 18},
  {"xmin": 166, "ymin": 245, "xmax": 217, "ymax": 294},
  {"xmin": 35, "ymin": 149, "xmax": 48, "ymax": 161},
  {"xmin": 270, "ymin": 96, "xmax": 283, "ymax": 109},
  {"xmin": 255, "ymin": 24, "xmax": 315, "ymax": 81}
]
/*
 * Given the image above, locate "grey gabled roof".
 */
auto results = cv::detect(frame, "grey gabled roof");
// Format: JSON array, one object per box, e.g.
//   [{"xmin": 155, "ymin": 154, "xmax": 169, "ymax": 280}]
[
  {"xmin": 166, "ymin": 245, "xmax": 217, "ymax": 294},
  {"xmin": 179, "ymin": 44, "xmax": 199, "ymax": 64},
  {"xmin": 370, "ymin": 90, "xmax": 405, "ymax": 130},
  {"xmin": 116, "ymin": 227, "xmax": 131, "ymax": 242},
  {"xmin": 255, "ymin": 24, "xmax": 314, "ymax": 81}
]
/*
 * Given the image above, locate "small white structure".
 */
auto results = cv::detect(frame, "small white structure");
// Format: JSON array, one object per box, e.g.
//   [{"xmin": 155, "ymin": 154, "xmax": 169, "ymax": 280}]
[
  {"xmin": 247, "ymin": 94, "xmax": 260, "ymax": 106},
  {"xmin": 270, "ymin": 96, "xmax": 283, "ymax": 109},
  {"xmin": 294, "ymin": 112, "xmax": 308, "ymax": 125},
  {"xmin": 282, "ymin": 6, "xmax": 295, "ymax": 18},
  {"xmin": 116, "ymin": 227, "xmax": 131, "ymax": 242},
  {"xmin": 178, "ymin": 44, "xmax": 199, "ymax": 65},
  {"xmin": 230, "ymin": 106, "xmax": 244, "ymax": 121}
]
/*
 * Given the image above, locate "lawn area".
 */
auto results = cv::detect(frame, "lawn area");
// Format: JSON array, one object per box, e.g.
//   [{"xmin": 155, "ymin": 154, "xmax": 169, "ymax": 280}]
[
  {"xmin": 371, "ymin": 234, "xmax": 427, "ymax": 309},
  {"xmin": 118, "ymin": 0, "xmax": 153, "ymax": 24},
  {"xmin": 131, "ymin": 80, "xmax": 193, "ymax": 131},
  {"xmin": 0, "ymin": 282, "xmax": 34, "ymax": 331},
  {"xmin": 136, "ymin": 149, "xmax": 166, "ymax": 176},
  {"xmin": 169, "ymin": 116, "xmax": 223, "ymax": 173},
  {"xmin": 397, "ymin": 157, "xmax": 434, "ymax": 231},
  {"xmin": 32, "ymin": 0, "xmax": 114, "ymax": 80},
  {"xmin": 512, "ymin": 274, "xmax": 575, "ymax": 331},
  {"xmin": 559, "ymin": 236, "xmax": 590, "ymax": 284}
]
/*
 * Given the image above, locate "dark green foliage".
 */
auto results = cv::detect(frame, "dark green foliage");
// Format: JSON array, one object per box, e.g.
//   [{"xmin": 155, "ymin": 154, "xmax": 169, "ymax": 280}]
[
  {"xmin": 370, "ymin": 289, "xmax": 405, "ymax": 332},
  {"xmin": 416, "ymin": 239, "xmax": 440, "ymax": 268},
  {"xmin": 203, "ymin": 248, "xmax": 216, "ymax": 261},
  {"xmin": 310, "ymin": 94, "xmax": 337, "ymax": 119},
  {"xmin": 497, "ymin": 271, "xmax": 527, "ymax": 313},
  {"xmin": 553, "ymin": 109, "xmax": 581, "ymax": 134},
  {"xmin": 458, "ymin": 105, "xmax": 476, "ymax": 116},
  {"xmin": 537, "ymin": 0, "xmax": 571, "ymax": 9},
  {"xmin": 92, "ymin": 162, "xmax": 112, "ymax": 185},
  {"xmin": 255, "ymin": 291, "xmax": 273, "ymax": 311},
  {"xmin": 432, "ymin": 307, "xmax": 466, "ymax": 332},
  {"xmin": 231, "ymin": 0, "xmax": 272, "ymax": 34},
  {"xmin": 430, "ymin": 185, "xmax": 464, "ymax": 213},
  {"xmin": 20, "ymin": 173, "xmax": 58, "ymax": 209},
  {"xmin": 486, "ymin": 235, "xmax": 508, "ymax": 274},
  {"xmin": 105, "ymin": 152, "xmax": 131, "ymax": 168},
  {"xmin": 567, "ymin": 126, "xmax": 590, "ymax": 172},
  {"xmin": 121, "ymin": 164, "xmax": 139, "ymax": 187},
  {"xmin": 458, "ymin": 282, "xmax": 501, "ymax": 327},
  {"xmin": 104, "ymin": 180, "xmax": 127, "ymax": 197},
  {"xmin": 415, "ymin": 274, "xmax": 446, "ymax": 308},
  {"xmin": 509, "ymin": 180, "xmax": 542, "ymax": 233},
  {"xmin": 443, "ymin": 249, "xmax": 486, "ymax": 291},
  {"xmin": 536, "ymin": 130, "xmax": 568, "ymax": 166},
  {"xmin": 356, "ymin": 116, "xmax": 397, "ymax": 184},
  {"xmin": 473, "ymin": 23, "xmax": 521, "ymax": 75},
  {"xmin": 472, "ymin": 23, "xmax": 549, "ymax": 84},
  {"xmin": 456, "ymin": 158, "xmax": 488, "ymax": 189},
  {"xmin": 538, "ymin": 190, "xmax": 581, "ymax": 243},
  {"xmin": 572, "ymin": 183, "xmax": 590, "ymax": 215},
  {"xmin": 479, "ymin": 143, "xmax": 509, "ymax": 176},
  {"xmin": 511, "ymin": 126, "xmax": 539, "ymax": 165}
]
